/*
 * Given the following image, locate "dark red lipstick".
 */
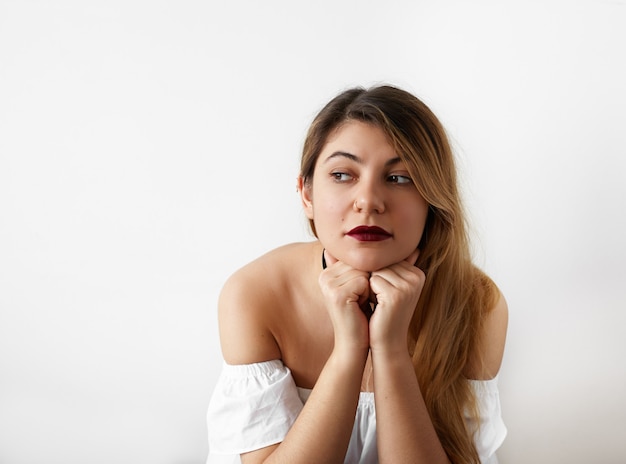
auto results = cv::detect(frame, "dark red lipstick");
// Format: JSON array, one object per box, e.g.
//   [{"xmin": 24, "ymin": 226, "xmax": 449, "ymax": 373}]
[{"xmin": 347, "ymin": 225, "xmax": 392, "ymax": 242}]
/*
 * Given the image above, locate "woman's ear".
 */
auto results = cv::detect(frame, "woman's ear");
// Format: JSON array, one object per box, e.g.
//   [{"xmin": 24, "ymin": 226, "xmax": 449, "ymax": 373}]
[{"xmin": 297, "ymin": 176, "xmax": 314, "ymax": 220}]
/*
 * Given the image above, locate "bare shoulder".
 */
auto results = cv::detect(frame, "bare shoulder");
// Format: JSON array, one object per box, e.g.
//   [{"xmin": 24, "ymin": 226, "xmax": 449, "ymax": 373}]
[
  {"xmin": 218, "ymin": 242, "xmax": 320, "ymax": 365},
  {"xmin": 481, "ymin": 291, "xmax": 508, "ymax": 378},
  {"xmin": 466, "ymin": 285, "xmax": 509, "ymax": 380}
]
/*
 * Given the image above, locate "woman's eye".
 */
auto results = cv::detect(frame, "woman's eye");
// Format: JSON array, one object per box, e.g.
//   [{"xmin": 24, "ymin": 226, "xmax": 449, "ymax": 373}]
[
  {"xmin": 388, "ymin": 174, "xmax": 412, "ymax": 184},
  {"xmin": 331, "ymin": 172, "xmax": 352, "ymax": 182}
]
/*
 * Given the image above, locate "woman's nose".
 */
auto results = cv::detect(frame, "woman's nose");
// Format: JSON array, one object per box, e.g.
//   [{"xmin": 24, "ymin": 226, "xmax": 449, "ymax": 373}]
[{"xmin": 353, "ymin": 182, "xmax": 385, "ymax": 214}]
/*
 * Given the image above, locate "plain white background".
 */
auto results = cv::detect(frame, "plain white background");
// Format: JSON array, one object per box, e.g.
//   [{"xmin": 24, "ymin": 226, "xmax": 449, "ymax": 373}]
[{"xmin": 1, "ymin": 1, "xmax": 625, "ymax": 463}]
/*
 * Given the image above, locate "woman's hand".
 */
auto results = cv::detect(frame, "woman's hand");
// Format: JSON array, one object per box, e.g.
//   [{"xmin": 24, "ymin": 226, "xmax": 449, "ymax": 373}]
[
  {"xmin": 319, "ymin": 250, "xmax": 371, "ymax": 354},
  {"xmin": 368, "ymin": 249, "xmax": 425, "ymax": 354}
]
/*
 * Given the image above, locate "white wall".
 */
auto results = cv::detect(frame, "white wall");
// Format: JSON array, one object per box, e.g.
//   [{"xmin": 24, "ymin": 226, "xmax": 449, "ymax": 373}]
[{"xmin": 1, "ymin": 1, "xmax": 624, "ymax": 463}]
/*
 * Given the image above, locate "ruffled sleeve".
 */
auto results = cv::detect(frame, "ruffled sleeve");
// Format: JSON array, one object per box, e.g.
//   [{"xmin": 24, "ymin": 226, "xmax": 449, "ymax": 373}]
[
  {"xmin": 206, "ymin": 359, "xmax": 304, "ymax": 457},
  {"xmin": 468, "ymin": 376, "xmax": 507, "ymax": 463}
]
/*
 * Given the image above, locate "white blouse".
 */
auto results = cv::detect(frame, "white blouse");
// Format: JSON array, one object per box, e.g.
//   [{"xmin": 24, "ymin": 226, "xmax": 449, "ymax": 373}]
[{"xmin": 206, "ymin": 359, "xmax": 506, "ymax": 464}]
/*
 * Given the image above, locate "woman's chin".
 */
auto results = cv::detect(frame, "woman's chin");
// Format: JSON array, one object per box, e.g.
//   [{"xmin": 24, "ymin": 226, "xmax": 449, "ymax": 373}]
[
  {"xmin": 343, "ymin": 255, "xmax": 394, "ymax": 273},
  {"xmin": 324, "ymin": 246, "xmax": 408, "ymax": 272}
]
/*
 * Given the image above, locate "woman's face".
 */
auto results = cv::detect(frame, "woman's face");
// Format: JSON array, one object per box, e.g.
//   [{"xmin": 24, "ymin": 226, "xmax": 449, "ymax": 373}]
[{"xmin": 300, "ymin": 120, "xmax": 429, "ymax": 272}]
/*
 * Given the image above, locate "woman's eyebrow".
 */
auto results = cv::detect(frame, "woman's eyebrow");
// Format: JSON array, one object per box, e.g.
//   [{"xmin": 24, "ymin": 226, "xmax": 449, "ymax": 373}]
[
  {"xmin": 324, "ymin": 151, "xmax": 402, "ymax": 167},
  {"xmin": 324, "ymin": 151, "xmax": 360, "ymax": 163}
]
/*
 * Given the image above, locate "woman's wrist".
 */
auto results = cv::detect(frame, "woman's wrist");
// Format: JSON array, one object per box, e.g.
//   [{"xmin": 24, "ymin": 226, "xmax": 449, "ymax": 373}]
[
  {"xmin": 369, "ymin": 337, "xmax": 411, "ymax": 358},
  {"xmin": 330, "ymin": 342, "xmax": 369, "ymax": 368}
]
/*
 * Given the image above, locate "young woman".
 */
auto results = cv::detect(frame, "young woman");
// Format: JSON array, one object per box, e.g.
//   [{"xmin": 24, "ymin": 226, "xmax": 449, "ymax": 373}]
[{"xmin": 206, "ymin": 85, "xmax": 508, "ymax": 464}]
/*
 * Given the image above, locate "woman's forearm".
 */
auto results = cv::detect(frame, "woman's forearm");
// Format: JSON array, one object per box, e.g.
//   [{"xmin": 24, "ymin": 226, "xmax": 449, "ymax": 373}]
[
  {"xmin": 372, "ymin": 349, "xmax": 450, "ymax": 464},
  {"xmin": 261, "ymin": 348, "xmax": 368, "ymax": 464}
]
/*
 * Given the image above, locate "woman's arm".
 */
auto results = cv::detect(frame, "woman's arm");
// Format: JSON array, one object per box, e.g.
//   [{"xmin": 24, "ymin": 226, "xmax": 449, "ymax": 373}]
[
  {"xmin": 371, "ymin": 348, "xmax": 449, "ymax": 463},
  {"xmin": 464, "ymin": 292, "xmax": 509, "ymax": 380},
  {"xmin": 244, "ymin": 347, "xmax": 367, "ymax": 463},
  {"xmin": 369, "ymin": 262, "xmax": 509, "ymax": 463},
  {"xmin": 219, "ymin": 262, "xmax": 371, "ymax": 464},
  {"xmin": 368, "ymin": 256, "xmax": 451, "ymax": 463}
]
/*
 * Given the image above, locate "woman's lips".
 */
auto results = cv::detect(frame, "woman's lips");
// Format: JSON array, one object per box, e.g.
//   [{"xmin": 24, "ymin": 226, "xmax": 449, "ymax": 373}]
[{"xmin": 346, "ymin": 225, "xmax": 392, "ymax": 242}]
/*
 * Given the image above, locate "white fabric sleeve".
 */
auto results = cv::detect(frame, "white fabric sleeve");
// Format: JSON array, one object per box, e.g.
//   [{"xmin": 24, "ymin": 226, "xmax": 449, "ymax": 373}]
[
  {"xmin": 206, "ymin": 359, "xmax": 304, "ymax": 456},
  {"xmin": 468, "ymin": 376, "xmax": 507, "ymax": 463}
]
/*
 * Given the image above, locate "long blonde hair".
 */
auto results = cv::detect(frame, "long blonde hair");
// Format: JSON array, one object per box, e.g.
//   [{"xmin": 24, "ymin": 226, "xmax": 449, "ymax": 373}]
[{"xmin": 300, "ymin": 85, "xmax": 499, "ymax": 463}]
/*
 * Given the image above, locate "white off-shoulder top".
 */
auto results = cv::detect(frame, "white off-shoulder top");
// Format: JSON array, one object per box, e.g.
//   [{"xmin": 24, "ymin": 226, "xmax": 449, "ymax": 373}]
[{"xmin": 206, "ymin": 359, "xmax": 506, "ymax": 464}]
